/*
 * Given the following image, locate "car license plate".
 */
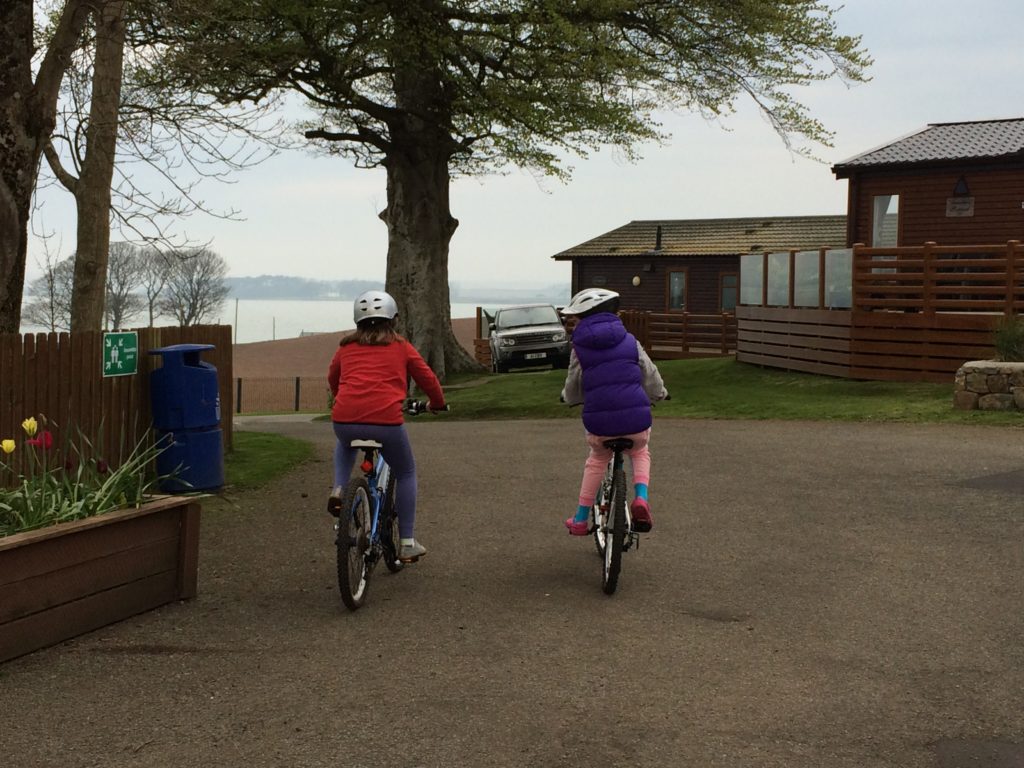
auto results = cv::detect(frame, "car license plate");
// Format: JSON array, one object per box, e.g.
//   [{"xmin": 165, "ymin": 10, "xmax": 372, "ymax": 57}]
[{"xmin": 525, "ymin": 352, "xmax": 546, "ymax": 360}]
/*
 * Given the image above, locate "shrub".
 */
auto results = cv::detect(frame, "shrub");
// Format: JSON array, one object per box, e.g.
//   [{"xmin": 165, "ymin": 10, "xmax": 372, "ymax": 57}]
[
  {"xmin": 0, "ymin": 416, "xmax": 168, "ymax": 537},
  {"xmin": 993, "ymin": 315, "xmax": 1024, "ymax": 362}
]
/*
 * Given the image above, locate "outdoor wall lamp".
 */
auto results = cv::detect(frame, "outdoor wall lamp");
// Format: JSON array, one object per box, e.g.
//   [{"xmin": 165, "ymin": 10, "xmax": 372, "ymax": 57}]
[{"xmin": 631, "ymin": 275, "xmax": 641, "ymax": 287}]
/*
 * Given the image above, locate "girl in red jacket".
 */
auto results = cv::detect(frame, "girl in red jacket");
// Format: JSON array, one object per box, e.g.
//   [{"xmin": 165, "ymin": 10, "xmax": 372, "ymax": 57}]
[{"xmin": 327, "ymin": 290, "xmax": 446, "ymax": 562}]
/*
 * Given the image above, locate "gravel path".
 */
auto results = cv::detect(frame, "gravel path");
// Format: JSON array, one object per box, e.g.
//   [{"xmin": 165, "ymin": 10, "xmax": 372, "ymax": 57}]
[{"xmin": 2, "ymin": 417, "xmax": 1022, "ymax": 768}]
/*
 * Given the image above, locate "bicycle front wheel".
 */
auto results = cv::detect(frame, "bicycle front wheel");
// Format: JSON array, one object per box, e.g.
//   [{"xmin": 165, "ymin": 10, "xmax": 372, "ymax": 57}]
[
  {"xmin": 591, "ymin": 473, "xmax": 612, "ymax": 558},
  {"xmin": 602, "ymin": 464, "xmax": 627, "ymax": 595},
  {"xmin": 337, "ymin": 478, "xmax": 372, "ymax": 610}
]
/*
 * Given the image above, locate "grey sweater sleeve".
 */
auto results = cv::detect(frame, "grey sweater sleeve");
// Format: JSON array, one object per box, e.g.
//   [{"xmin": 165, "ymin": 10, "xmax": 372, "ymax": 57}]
[
  {"xmin": 637, "ymin": 342, "xmax": 668, "ymax": 401},
  {"xmin": 560, "ymin": 349, "xmax": 584, "ymax": 405}
]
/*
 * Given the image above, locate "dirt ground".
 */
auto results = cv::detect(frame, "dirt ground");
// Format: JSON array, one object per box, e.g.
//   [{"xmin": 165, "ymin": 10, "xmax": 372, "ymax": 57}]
[
  {"xmin": 232, "ymin": 317, "xmax": 479, "ymax": 378},
  {"xmin": 1, "ymin": 415, "xmax": 1022, "ymax": 768}
]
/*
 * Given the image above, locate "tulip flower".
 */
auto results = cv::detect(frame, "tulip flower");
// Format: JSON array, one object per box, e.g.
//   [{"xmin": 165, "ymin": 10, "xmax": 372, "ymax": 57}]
[
  {"xmin": 1, "ymin": 439, "xmax": 14, "ymax": 454},
  {"xmin": 21, "ymin": 417, "xmax": 38, "ymax": 437},
  {"xmin": 26, "ymin": 430, "xmax": 54, "ymax": 450}
]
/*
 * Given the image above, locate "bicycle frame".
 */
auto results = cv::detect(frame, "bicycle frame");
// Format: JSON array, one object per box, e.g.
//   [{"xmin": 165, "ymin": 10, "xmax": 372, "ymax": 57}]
[{"xmin": 349, "ymin": 441, "xmax": 390, "ymax": 551}]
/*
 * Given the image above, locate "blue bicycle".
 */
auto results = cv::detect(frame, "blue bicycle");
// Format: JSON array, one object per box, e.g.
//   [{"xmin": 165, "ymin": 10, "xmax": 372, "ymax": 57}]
[{"xmin": 334, "ymin": 399, "xmax": 440, "ymax": 611}]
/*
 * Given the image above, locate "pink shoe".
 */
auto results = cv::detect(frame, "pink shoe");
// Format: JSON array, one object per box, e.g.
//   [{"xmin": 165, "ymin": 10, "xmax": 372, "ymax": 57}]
[
  {"xmin": 564, "ymin": 517, "xmax": 590, "ymax": 536},
  {"xmin": 630, "ymin": 498, "xmax": 653, "ymax": 532}
]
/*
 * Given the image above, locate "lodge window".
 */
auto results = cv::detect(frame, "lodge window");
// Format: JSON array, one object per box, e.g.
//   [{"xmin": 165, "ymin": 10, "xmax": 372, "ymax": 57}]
[
  {"xmin": 720, "ymin": 273, "xmax": 738, "ymax": 312},
  {"xmin": 667, "ymin": 270, "xmax": 687, "ymax": 310},
  {"xmin": 871, "ymin": 194, "xmax": 900, "ymax": 247}
]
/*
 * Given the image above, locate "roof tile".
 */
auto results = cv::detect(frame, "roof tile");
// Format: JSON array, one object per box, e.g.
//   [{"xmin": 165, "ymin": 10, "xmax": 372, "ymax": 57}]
[
  {"xmin": 833, "ymin": 118, "xmax": 1024, "ymax": 170},
  {"xmin": 553, "ymin": 216, "xmax": 847, "ymax": 259}
]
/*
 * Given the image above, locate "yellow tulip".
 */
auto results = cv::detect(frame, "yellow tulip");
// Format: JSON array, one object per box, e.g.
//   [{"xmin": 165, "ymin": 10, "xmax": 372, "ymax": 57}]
[
  {"xmin": 1, "ymin": 439, "xmax": 14, "ymax": 454},
  {"xmin": 21, "ymin": 417, "xmax": 38, "ymax": 437}
]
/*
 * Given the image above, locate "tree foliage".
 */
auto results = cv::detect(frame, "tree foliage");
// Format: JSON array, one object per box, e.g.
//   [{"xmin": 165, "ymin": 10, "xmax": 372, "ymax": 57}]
[{"xmin": 146, "ymin": 0, "xmax": 868, "ymax": 171}]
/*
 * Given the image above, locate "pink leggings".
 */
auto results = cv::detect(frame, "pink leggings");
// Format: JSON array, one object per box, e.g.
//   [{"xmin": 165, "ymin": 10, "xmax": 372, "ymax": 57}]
[{"xmin": 577, "ymin": 429, "xmax": 651, "ymax": 506}]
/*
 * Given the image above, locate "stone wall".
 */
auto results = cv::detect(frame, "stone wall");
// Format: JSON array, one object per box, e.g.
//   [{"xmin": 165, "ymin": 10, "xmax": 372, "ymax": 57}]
[{"xmin": 953, "ymin": 360, "xmax": 1024, "ymax": 411}]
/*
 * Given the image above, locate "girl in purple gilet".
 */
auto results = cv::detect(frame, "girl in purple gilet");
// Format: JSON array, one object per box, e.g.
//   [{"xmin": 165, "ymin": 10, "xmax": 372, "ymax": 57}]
[{"xmin": 559, "ymin": 288, "xmax": 669, "ymax": 535}]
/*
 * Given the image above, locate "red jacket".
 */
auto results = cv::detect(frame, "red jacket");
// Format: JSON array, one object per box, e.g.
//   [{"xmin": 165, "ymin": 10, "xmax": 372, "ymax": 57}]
[{"xmin": 328, "ymin": 339, "xmax": 445, "ymax": 425}]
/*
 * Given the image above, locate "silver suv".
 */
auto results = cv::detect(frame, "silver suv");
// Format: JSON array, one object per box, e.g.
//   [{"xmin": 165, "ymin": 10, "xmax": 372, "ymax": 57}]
[{"xmin": 489, "ymin": 304, "xmax": 570, "ymax": 373}]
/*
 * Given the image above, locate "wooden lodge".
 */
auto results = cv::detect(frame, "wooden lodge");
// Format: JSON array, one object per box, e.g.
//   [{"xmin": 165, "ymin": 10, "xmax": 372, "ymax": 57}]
[
  {"xmin": 735, "ymin": 118, "xmax": 1024, "ymax": 382},
  {"xmin": 551, "ymin": 216, "xmax": 845, "ymax": 359}
]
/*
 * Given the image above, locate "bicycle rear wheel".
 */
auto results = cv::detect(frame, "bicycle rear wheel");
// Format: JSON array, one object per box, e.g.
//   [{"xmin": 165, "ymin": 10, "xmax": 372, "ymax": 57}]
[
  {"xmin": 336, "ymin": 478, "xmax": 372, "ymax": 610},
  {"xmin": 601, "ymin": 463, "xmax": 627, "ymax": 595},
  {"xmin": 379, "ymin": 472, "xmax": 404, "ymax": 574}
]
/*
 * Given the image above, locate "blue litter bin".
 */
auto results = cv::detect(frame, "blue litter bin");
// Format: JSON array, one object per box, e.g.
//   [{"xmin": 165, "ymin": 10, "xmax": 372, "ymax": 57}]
[{"xmin": 149, "ymin": 343, "xmax": 224, "ymax": 493}]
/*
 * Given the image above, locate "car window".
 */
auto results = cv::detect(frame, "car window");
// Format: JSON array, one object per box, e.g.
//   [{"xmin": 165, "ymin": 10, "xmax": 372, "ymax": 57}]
[{"xmin": 496, "ymin": 306, "xmax": 559, "ymax": 330}]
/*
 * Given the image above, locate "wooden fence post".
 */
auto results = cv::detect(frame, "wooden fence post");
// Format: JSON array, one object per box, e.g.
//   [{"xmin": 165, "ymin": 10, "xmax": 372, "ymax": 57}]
[
  {"xmin": 852, "ymin": 243, "xmax": 864, "ymax": 310},
  {"xmin": 818, "ymin": 247, "xmax": 827, "ymax": 309},
  {"xmin": 788, "ymin": 249, "xmax": 796, "ymax": 308},
  {"xmin": 761, "ymin": 252, "xmax": 769, "ymax": 307},
  {"xmin": 1007, "ymin": 240, "xmax": 1019, "ymax": 316},
  {"xmin": 922, "ymin": 241, "xmax": 935, "ymax": 315}
]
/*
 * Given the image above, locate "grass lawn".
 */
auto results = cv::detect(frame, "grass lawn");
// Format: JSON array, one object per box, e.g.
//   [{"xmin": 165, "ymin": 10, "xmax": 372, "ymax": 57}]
[
  {"xmin": 441, "ymin": 357, "xmax": 1023, "ymax": 426},
  {"xmin": 223, "ymin": 430, "xmax": 315, "ymax": 490}
]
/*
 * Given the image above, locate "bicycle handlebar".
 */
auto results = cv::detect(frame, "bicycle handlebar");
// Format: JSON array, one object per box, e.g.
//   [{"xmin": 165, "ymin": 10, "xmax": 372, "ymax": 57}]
[{"xmin": 404, "ymin": 399, "xmax": 450, "ymax": 416}]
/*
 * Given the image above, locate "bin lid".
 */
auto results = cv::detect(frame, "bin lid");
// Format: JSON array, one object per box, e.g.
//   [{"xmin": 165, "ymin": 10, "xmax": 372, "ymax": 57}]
[{"xmin": 148, "ymin": 343, "xmax": 215, "ymax": 356}]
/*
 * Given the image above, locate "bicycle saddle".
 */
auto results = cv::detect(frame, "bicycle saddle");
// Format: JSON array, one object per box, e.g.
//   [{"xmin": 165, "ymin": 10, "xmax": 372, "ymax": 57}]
[{"xmin": 602, "ymin": 438, "xmax": 634, "ymax": 451}]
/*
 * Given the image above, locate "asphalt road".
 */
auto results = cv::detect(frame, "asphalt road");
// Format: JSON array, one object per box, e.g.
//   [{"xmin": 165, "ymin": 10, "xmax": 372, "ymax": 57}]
[{"xmin": 2, "ymin": 417, "xmax": 1022, "ymax": 768}]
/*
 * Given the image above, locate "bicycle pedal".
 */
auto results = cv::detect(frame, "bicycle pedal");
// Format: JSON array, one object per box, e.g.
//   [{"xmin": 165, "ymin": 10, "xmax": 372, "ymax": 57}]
[{"xmin": 398, "ymin": 555, "xmax": 420, "ymax": 564}]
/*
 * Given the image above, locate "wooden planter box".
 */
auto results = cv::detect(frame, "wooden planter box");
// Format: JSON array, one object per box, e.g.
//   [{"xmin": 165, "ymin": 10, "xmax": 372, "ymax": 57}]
[{"xmin": 0, "ymin": 496, "xmax": 200, "ymax": 663}]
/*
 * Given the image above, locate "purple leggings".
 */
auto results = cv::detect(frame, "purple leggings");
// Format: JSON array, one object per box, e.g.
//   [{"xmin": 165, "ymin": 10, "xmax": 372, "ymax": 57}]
[{"xmin": 332, "ymin": 422, "xmax": 418, "ymax": 539}]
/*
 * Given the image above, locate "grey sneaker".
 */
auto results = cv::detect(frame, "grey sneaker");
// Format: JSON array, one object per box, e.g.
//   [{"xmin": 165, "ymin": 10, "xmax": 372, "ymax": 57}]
[
  {"xmin": 399, "ymin": 540, "xmax": 427, "ymax": 563},
  {"xmin": 327, "ymin": 485, "xmax": 344, "ymax": 517}
]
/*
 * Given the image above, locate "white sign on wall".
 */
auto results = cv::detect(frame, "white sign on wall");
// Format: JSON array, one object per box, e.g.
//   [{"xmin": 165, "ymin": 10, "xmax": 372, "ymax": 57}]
[{"xmin": 946, "ymin": 197, "xmax": 975, "ymax": 217}]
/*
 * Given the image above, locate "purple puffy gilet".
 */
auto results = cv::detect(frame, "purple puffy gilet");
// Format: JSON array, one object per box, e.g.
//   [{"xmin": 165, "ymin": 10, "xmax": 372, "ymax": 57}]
[{"xmin": 571, "ymin": 312, "xmax": 652, "ymax": 436}]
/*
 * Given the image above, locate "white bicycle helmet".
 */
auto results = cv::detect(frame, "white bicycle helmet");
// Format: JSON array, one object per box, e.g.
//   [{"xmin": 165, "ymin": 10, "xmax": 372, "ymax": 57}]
[
  {"xmin": 353, "ymin": 290, "xmax": 398, "ymax": 324},
  {"xmin": 560, "ymin": 288, "xmax": 620, "ymax": 316}
]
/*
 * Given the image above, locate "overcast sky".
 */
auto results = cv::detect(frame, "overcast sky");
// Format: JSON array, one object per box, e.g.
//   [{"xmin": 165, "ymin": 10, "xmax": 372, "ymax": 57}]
[{"xmin": 26, "ymin": 0, "xmax": 1024, "ymax": 289}]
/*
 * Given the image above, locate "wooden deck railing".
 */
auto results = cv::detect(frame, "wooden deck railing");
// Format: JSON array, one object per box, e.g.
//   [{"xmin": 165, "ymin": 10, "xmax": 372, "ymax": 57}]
[
  {"xmin": 853, "ymin": 241, "xmax": 1024, "ymax": 314},
  {"xmin": 736, "ymin": 241, "xmax": 1024, "ymax": 382},
  {"xmin": 620, "ymin": 310, "xmax": 737, "ymax": 359}
]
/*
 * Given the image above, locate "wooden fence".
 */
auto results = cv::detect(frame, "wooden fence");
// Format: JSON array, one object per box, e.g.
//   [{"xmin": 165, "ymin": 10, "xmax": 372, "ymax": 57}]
[
  {"xmin": 472, "ymin": 306, "xmax": 736, "ymax": 367},
  {"xmin": 0, "ymin": 325, "xmax": 233, "ymax": 475},
  {"xmin": 620, "ymin": 311, "xmax": 737, "ymax": 359},
  {"xmin": 736, "ymin": 242, "xmax": 1023, "ymax": 382}
]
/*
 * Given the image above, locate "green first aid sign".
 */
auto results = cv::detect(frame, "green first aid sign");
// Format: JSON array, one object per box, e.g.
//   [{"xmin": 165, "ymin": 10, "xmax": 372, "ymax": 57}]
[{"xmin": 102, "ymin": 332, "xmax": 139, "ymax": 377}]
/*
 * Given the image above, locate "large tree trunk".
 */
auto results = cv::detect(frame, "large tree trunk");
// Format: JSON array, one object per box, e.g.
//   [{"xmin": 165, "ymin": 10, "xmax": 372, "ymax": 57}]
[
  {"xmin": 0, "ymin": 2, "xmax": 39, "ymax": 333},
  {"xmin": 382, "ymin": 7, "xmax": 482, "ymax": 381},
  {"xmin": 0, "ymin": 0, "xmax": 91, "ymax": 333},
  {"xmin": 380, "ymin": 136, "xmax": 480, "ymax": 382},
  {"xmin": 70, "ymin": 1, "xmax": 126, "ymax": 332}
]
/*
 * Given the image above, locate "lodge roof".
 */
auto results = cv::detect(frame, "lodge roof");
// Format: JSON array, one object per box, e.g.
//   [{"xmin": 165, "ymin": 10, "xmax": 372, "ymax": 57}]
[
  {"xmin": 552, "ymin": 215, "xmax": 847, "ymax": 260},
  {"xmin": 832, "ymin": 118, "xmax": 1024, "ymax": 175}
]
